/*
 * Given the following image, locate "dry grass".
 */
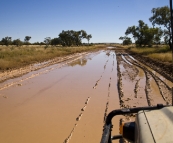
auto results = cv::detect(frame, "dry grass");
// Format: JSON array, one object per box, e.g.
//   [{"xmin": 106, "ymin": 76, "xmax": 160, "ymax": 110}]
[
  {"xmin": 0, "ymin": 45, "xmax": 106, "ymax": 71},
  {"xmin": 114, "ymin": 44, "xmax": 172, "ymax": 63},
  {"xmin": 147, "ymin": 52, "xmax": 172, "ymax": 63},
  {"xmin": 129, "ymin": 46, "xmax": 170, "ymax": 55},
  {"xmin": 110, "ymin": 44, "xmax": 135, "ymax": 49},
  {"xmin": 128, "ymin": 46, "xmax": 172, "ymax": 63}
]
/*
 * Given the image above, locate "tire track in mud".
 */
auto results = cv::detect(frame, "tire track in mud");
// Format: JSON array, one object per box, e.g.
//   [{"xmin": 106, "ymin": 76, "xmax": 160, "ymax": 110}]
[
  {"xmin": 97, "ymin": 54, "xmax": 114, "ymax": 123},
  {"xmin": 134, "ymin": 79, "xmax": 140, "ymax": 98},
  {"xmin": 145, "ymin": 71, "xmax": 153, "ymax": 106},
  {"xmin": 131, "ymin": 53, "xmax": 173, "ymax": 82},
  {"xmin": 0, "ymin": 53, "xmax": 90, "ymax": 92},
  {"xmin": 127, "ymin": 54, "xmax": 172, "ymax": 90},
  {"xmin": 64, "ymin": 52, "xmax": 114, "ymax": 143},
  {"xmin": 103, "ymin": 56, "xmax": 115, "ymax": 123},
  {"xmin": 116, "ymin": 54, "xmax": 125, "ymax": 108},
  {"xmin": 116, "ymin": 52, "xmax": 146, "ymax": 121},
  {"xmin": 101, "ymin": 53, "xmax": 117, "ymax": 141},
  {"xmin": 63, "ymin": 96, "xmax": 91, "ymax": 143},
  {"xmin": 93, "ymin": 59, "xmax": 109, "ymax": 89},
  {"xmin": 118, "ymin": 52, "xmax": 170, "ymax": 107},
  {"xmin": 92, "ymin": 50, "xmax": 115, "ymax": 90},
  {"xmin": 103, "ymin": 76, "xmax": 112, "ymax": 123},
  {"xmin": 124, "ymin": 54, "xmax": 171, "ymax": 105},
  {"xmin": 116, "ymin": 55, "xmax": 130, "ymax": 143},
  {"xmin": 126, "ymin": 60, "xmax": 153, "ymax": 107}
]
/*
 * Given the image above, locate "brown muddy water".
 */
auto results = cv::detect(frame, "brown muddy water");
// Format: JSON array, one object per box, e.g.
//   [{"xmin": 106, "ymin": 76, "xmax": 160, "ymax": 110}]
[{"xmin": 0, "ymin": 49, "xmax": 172, "ymax": 143}]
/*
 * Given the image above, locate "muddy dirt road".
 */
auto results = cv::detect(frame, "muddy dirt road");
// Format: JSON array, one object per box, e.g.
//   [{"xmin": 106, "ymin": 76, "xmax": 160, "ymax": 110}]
[{"xmin": 0, "ymin": 48, "xmax": 172, "ymax": 143}]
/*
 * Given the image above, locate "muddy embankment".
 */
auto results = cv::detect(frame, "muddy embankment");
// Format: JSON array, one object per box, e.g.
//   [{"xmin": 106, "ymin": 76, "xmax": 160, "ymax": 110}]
[
  {"xmin": 0, "ymin": 53, "xmax": 92, "ymax": 93},
  {"xmin": 0, "ymin": 52, "xmax": 89, "ymax": 83}
]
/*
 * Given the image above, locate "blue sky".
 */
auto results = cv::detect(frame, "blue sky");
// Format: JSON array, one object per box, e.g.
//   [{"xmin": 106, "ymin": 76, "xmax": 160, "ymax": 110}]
[{"xmin": 0, "ymin": 0, "xmax": 169, "ymax": 43}]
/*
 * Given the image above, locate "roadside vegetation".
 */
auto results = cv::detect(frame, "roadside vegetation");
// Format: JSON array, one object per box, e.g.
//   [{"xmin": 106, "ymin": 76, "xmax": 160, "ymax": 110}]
[
  {"xmin": 129, "ymin": 45, "xmax": 172, "ymax": 62},
  {"xmin": 0, "ymin": 29, "xmax": 99, "ymax": 71},
  {"xmin": 118, "ymin": 5, "xmax": 172, "ymax": 63},
  {"xmin": 0, "ymin": 45, "xmax": 106, "ymax": 71},
  {"xmin": 112, "ymin": 43, "xmax": 172, "ymax": 63},
  {"xmin": 0, "ymin": 30, "xmax": 92, "ymax": 47},
  {"xmin": 119, "ymin": 6, "xmax": 171, "ymax": 48}
]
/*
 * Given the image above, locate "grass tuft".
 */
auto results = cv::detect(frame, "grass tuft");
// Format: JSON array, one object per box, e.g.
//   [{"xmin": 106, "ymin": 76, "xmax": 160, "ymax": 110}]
[{"xmin": 128, "ymin": 45, "xmax": 172, "ymax": 63}]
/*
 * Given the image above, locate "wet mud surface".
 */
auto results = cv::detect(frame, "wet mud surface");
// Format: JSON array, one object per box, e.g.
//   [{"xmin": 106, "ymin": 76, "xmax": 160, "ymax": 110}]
[
  {"xmin": 0, "ymin": 48, "xmax": 172, "ymax": 143},
  {"xmin": 116, "ymin": 48, "xmax": 172, "ymax": 122}
]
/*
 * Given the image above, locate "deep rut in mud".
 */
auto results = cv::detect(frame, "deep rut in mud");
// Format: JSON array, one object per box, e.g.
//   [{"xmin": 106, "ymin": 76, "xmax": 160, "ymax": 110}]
[{"xmin": 116, "ymin": 49, "xmax": 172, "ymax": 123}]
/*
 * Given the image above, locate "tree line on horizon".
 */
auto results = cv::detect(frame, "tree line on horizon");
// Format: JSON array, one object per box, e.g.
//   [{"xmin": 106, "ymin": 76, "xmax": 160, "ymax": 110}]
[
  {"xmin": 119, "ymin": 6, "xmax": 172, "ymax": 49},
  {"xmin": 0, "ymin": 30, "xmax": 92, "ymax": 47}
]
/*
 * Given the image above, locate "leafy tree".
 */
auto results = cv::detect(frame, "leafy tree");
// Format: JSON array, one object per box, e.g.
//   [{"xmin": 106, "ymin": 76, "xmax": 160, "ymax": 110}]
[
  {"xmin": 72, "ymin": 30, "xmax": 82, "ymax": 46},
  {"xmin": 164, "ymin": 35, "xmax": 169, "ymax": 44},
  {"xmin": 58, "ymin": 30, "xmax": 92, "ymax": 47},
  {"xmin": 40, "ymin": 42, "xmax": 45, "ymax": 45},
  {"xmin": 119, "ymin": 36, "xmax": 124, "ymax": 41},
  {"xmin": 13, "ymin": 39, "xmax": 23, "ymax": 46},
  {"xmin": 125, "ymin": 20, "xmax": 161, "ymax": 47},
  {"xmin": 149, "ymin": 6, "xmax": 171, "ymax": 48},
  {"xmin": 119, "ymin": 36, "xmax": 132, "ymax": 45},
  {"xmin": 51, "ymin": 38, "xmax": 60, "ymax": 46},
  {"xmin": 80, "ymin": 30, "xmax": 87, "ymax": 40},
  {"xmin": 24, "ymin": 36, "xmax": 31, "ymax": 44},
  {"xmin": 44, "ymin": 37, "xmax": 51, "ymax": 46},
  {"xmin": 1, "ymin": 37, "xmax": 12, "ymax": 46},
  {"xmin": 32, "ymin": 42, "xmax": 40, "ymax": 45},
  {"xmin": 153, "ymin": 28, "xmax": 163, "ymax": 45},
  {"xmin": 86, "ymin": 34, "xmax": 92, "ymax": 45},
  {"xmin": 59, "ymin": 30, "xmax": 72, "ymax": 46}
]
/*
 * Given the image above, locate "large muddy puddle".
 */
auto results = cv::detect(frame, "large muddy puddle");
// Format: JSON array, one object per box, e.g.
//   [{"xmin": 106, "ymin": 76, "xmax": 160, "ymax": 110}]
[
  {"xmin": 0, "ymin": 49, "xmax": 172, "ymax": 143},
  {"xmin": 0, "ymin": 50, "xmax": 120, "ymax": 143}
]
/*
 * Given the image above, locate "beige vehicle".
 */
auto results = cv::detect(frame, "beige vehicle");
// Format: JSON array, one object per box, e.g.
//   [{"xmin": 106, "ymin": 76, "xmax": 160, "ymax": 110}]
[{"xmin": 100, "ymin": 104, "xmax": 173, "ymax": 143}]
